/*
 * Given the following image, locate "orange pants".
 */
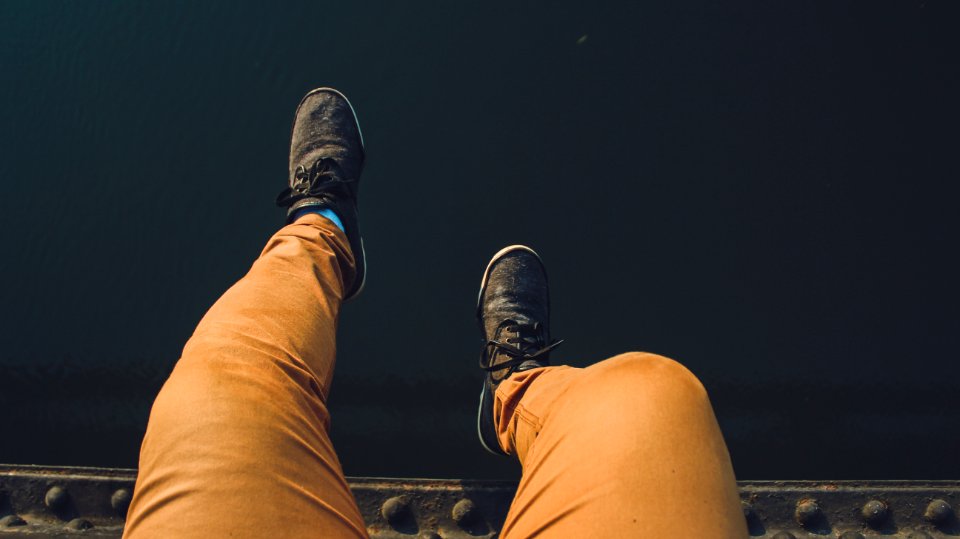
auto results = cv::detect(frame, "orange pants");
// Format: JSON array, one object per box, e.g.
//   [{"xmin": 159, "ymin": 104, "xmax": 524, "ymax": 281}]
[{"xmin": 124, "ymin": 214, "xmax": 747, "ymax": 538}]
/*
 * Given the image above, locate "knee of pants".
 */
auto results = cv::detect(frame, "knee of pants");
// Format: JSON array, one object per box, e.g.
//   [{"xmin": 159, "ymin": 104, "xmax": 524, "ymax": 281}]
[{"xmin": 576, "ymin": 351, "xmax": 710, "ymax": 421}]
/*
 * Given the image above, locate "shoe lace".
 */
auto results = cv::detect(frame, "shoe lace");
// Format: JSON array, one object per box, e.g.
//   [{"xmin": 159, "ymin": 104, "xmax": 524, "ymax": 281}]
[
  {"xmin": 480, "ymin": 320, "xmax": 563, "ymax": 376},
  {"xmin": 275, "ymin": 158, "xmax": 354, "ymax": 207}
]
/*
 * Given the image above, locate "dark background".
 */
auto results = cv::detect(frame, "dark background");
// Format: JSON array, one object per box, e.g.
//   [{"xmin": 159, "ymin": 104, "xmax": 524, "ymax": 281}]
[{"xmin": 1, "ymin": 1, "xmax": 958, "ymax": 480}]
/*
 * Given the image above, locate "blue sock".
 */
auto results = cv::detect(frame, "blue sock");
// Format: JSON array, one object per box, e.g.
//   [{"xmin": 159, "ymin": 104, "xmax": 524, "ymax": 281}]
[{"xmin": 293, "ymin": 207, "xmax": 345, "ymax": 233}]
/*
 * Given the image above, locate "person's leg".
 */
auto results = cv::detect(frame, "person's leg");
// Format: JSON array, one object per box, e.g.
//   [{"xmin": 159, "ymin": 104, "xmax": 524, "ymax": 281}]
[
  {"xmin": 124, "ymin": 214, "xmax": 365, "ymax": 538},
  {"xmin": 495, "ymin": 352, "xmax": 747, "ymax": 538},
  {"xmin": 474, "ymin": 245, "xmax": 745, "ymax": 537},
  {"xmin": 125, "ymin": 88, "xmax": 370, "ymax": 539}
]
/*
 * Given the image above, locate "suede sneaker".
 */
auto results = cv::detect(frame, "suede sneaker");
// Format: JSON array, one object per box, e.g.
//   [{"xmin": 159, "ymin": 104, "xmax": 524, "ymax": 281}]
[
  {"xmin": 276, "ymin": 87, "xmax": 367, "ymax": 300},
  {"xmin": 476, "ymin": 245, "xmax": 563, "ymax": 455}
]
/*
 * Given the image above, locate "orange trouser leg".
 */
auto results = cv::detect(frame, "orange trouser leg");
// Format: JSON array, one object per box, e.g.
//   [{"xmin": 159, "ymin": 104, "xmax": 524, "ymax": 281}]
[
  {"xmin": 124, "ymin": 214, "xmax": 366, "ymax": 539},
  {"xmin": 495, "ymin": 352, "xmax": 747, "ymax": 538}
]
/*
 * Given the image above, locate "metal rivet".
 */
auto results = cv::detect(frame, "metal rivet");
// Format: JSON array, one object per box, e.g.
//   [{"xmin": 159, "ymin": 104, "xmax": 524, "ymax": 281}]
[
  {"xmin": 111, "ymin": 488, "xmax": 132, "ymax": 514},
  {"xmin": 794, "ymin": 498, "xmax": 821, "ymax": 528},
  {"xmin": 771, "ymin": 532, "xmax": 796, "ymax": 539},
  {"xmin": 381, "ymin": 496, "xmax": 410, "ymax": 526},
  {"xmin": 66, "ymin": 518, "xmax": 93, "ymax": 530},
  {"xmin": 452, "ymin": 498, "xmax": 478, "ymax": 526},
  {"xmin": 907, "ymin": 532, "xmax": 933, "ymax": 539},
  {"xmin": 44, "ymin": 486, "xmax": 69, "ymax": 511},
  {"xmin": 0, "ymin": 515, "xmax": 26, "ymax": 527},
  {"xmin": 838, "ymin": 531, "xmax": 865, "ymax": 539},
  {"xmin": 924, "ymin": 498, "xmax": 953, "ymax": 525},
  {"xmin": 861, "ymin": 499, "xmax": 889, "ymax": 526}
]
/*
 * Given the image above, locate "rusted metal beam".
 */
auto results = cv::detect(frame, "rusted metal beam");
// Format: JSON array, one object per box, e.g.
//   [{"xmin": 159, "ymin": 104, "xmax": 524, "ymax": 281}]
[{"xmin": 1, "ymin": 465, "xmax": 957, "ymax": 537}]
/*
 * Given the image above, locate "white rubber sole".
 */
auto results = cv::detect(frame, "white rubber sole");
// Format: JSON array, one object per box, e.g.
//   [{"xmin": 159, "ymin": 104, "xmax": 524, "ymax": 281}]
[
  {"xmin": 349, "ymin": 238, "xmax": 367, "ymax": 301},
  {"xmin": 477, "ymin": 385, "xmax": 502, "ymax": 455}
]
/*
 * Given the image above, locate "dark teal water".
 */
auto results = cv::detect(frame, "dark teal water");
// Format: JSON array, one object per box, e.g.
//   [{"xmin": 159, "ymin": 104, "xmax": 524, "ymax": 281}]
[{"xmin": 1, "ymin": 1, "xmax": 958, "ymax": 480}]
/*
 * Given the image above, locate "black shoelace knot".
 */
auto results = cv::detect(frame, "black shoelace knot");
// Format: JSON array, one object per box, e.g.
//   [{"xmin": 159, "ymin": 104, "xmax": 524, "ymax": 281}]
[
  {"xmin": 481, "ymin": 320, "xmax": 563, "ymax": 377},
  {"xmin": 276, "ymin": 158, "xmax": 353, "ymax": 207}
]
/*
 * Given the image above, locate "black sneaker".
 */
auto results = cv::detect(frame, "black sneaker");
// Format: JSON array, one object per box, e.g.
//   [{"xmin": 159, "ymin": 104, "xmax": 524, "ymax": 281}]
[
  {"xmin": 276, "ymin": 87, "xmax": 367, "ymax": 300},
  {"xmin": 476, "ymin": 245, "xmax": 563, "ymax": 455}
]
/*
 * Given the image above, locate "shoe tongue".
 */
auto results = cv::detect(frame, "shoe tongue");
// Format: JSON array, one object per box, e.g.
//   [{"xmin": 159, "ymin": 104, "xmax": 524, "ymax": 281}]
[
  {"xmin": 486, "ymin": 301, "xmax": 545, "ymax": 336},
  {"xmin": 501, "ymin": 319, "xmax": 544, "ymax": 353}
]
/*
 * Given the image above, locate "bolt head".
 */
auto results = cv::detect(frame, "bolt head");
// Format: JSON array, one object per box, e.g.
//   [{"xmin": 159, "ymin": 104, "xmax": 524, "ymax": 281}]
[
  {"xmin": 380, "ymin": 496, "xmax": 410, "ymax": 526},
  {"xmin": 111, "ymin": 488, "xmax": 132, "ymax": 514},
  {"xmin": 66, "ymin": 518, "xmax": 93, "ymax": 531},
  {"xmin": 861, "ymin": 499, "xmax": 889, "ymax": 526},
  {"xmin": 924, "ymin": 498, "xmax": 953, "ymax": 525},
  {"xmin": 44, "ymin": 486, "xmax": 68, "ymax": 511},
  {"xmin": 794, "ymin": 498, "xmax": 821, "ymax": 528},
  {"xmin": 452, "ymin": 498, "xmax": 478, "ymax": 526}
]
